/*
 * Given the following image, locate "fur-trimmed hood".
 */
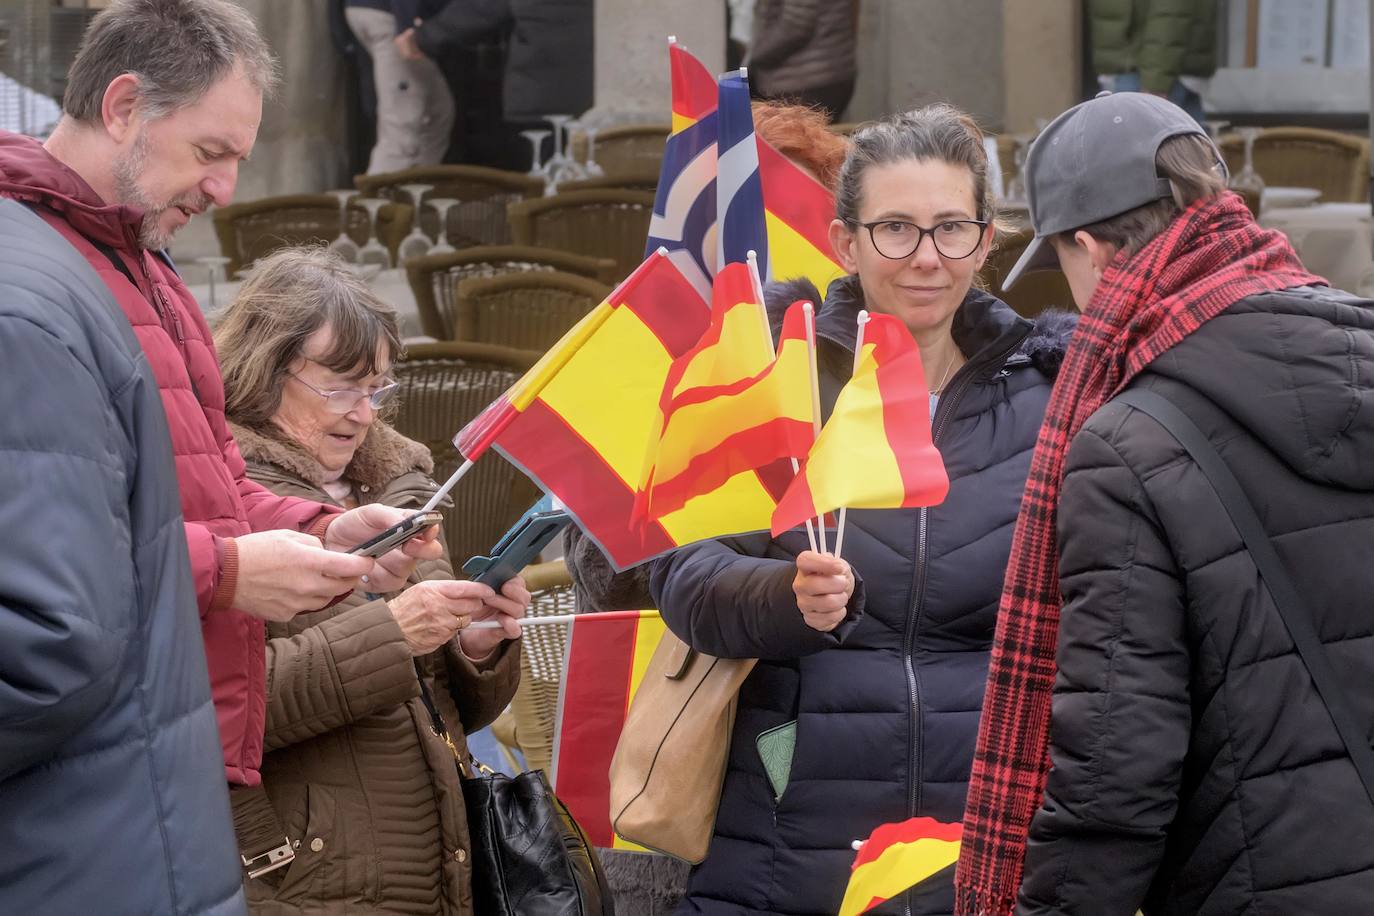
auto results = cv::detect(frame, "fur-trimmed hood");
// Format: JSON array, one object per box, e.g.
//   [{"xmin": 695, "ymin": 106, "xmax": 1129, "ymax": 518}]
[
  {"xmin": 229, "ymin": 419, "xmax": 434, "ymax": 493},
  {"xmin": 765, "ymin": 274, "xmax": 1077, "ymax": 380}
]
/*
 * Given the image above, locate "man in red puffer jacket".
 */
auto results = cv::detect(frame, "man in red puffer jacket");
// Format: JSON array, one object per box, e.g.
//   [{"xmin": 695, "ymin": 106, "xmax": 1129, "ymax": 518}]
[{"xmin": 0, "ymin": 0, "xmax": 443, "ymax": 846}]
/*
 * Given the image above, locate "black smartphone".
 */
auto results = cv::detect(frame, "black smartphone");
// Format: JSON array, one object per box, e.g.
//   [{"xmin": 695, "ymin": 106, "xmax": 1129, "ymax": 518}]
[
  {"xmin": 347, "ymin": 510, "xmax": 443, "ymax": 558},
  {"xmin": 463, "ymin": 508, "xmax": 571, "ymax": 588}
]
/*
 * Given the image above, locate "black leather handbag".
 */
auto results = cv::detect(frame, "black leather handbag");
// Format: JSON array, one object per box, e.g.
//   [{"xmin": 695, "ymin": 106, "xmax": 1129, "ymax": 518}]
[{"xmin": 417, "ymin": 676, "xmax": 614, "ymax": 916}]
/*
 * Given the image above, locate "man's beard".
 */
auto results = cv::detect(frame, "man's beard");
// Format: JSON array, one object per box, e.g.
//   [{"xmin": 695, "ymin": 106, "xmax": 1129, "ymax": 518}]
[{"xmin": 111, "ymin": 130, "xmax": 212, "ymax": 251}]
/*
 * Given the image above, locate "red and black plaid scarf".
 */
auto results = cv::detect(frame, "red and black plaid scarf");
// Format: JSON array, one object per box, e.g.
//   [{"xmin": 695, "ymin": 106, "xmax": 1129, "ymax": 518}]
[{"xmin": 953, "ymin": 192, "xmax": 1323, "ymax": 915}]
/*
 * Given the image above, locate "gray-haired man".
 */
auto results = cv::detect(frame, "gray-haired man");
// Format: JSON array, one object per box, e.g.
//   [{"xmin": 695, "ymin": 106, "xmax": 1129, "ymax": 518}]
[{"xmin": 0, "ymin": 0, "xmax": 442, "ymax": 901}]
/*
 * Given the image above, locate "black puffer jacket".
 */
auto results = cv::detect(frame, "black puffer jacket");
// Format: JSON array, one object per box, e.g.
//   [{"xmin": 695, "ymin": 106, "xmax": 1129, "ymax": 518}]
[
  {"xmin": 650, "ymin": 276, "xmax": 1072, "ymax": 916},
  {"xmin": 1019, "ymin": 286, "xmax": 1374, "ymax": 915}
]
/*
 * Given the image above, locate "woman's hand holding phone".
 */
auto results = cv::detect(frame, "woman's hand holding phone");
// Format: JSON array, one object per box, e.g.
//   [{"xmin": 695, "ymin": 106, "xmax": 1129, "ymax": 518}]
[{"xmin": 458, "ymin": 576, "xmax": 530, "ymax": 662}]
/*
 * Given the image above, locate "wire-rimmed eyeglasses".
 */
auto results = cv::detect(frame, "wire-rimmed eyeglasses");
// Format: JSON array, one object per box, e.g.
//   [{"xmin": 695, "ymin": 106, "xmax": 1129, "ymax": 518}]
[
  {"xmin": 290, "ymin": 372, "xmax": 399, "ymax": 415},
  {"xmin": 859, "ymin": 219, "xmax": 990, "ymax": 260}
]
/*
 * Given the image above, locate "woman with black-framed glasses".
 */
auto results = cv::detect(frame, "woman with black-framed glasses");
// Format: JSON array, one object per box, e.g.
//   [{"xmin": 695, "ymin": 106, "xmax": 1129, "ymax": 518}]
[
  {"xmin": 648, "ymin": 106, "xmax": 1075, "ymax": 916},
  {"xmin": 214, "ymin": 247, "xmax": 526, "ymax": 915}
]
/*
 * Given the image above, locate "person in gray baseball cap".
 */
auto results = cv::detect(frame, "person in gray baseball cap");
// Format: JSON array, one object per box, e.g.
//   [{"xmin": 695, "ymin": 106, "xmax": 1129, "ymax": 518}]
[{"xmin": 956, "ymin": 90, "xmax": 1374, "ymax": 916}]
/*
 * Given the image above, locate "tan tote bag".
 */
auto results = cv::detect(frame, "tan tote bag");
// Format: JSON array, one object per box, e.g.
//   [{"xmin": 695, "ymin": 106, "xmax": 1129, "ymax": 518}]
[{"xmin": 607, "ymin": 631, "xmax": 756, "ymax": 863}]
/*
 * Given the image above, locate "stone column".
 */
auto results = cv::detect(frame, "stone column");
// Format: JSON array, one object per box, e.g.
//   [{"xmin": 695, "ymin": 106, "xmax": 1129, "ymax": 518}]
[
  {"xmin": 584, "ymin": 0, "xmax": 727, "ymax": 128},
  {"xmin": 1002, "ymin": 0, "xmax": 1082, "ymax": 133},
  {"xmin": 171, "ymin": 0, "xmax": 350, "ymax": 262},
  {"xmin": 847, "ymin": 0, "xmax": 1006, "ymax": 130}
]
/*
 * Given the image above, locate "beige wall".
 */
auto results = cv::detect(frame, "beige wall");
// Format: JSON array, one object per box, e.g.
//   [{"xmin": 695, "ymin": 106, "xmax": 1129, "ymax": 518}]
[
  {"xmin": 1002, "ymin": 0, "xmax": 1082, "ymax": 133},
  {"xmin": 847, "ymin": 0, "xmax": 1082, "ymax": 134}
]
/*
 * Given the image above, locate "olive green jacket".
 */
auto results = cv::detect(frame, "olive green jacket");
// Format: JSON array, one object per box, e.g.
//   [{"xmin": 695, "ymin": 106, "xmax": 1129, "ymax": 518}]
[{"xmin": 1089, "ymin": 0, "xmax": 1217, "ymax": 93}]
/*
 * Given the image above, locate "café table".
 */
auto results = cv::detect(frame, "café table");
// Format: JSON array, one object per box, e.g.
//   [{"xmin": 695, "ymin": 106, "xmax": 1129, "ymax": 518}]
[{"xmin": 1259, "ymin": 202, "xmax": 1374, "ymax": 297}]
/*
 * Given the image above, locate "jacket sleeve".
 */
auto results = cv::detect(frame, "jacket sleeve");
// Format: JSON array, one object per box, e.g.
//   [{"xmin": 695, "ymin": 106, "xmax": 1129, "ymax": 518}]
[
  {"xmin": 648, "ymin": 534, "xmax": 864, "ymax": 660},
  {"xmin": 0, "ymin": 318, "xmax": 130, "ymax": 781},
  {"xmin": 1016, "ymin": 424, "xmax": 1191, "ymax": 916},
  {"xmin": 414, "ymin": 0, "xmax": 512, "ymax": 58},
  {"xmin": 747, "ymin": 0, "xmax": 821, "ymax": 69},
  {"xmin": 1136, "ymin": 0, "xmax": 1194, "ymax": 93},
  {"xmin": 445, "ymin": 638, "xmax": 521, "ymax": 735},
  {"xmin": 263, "ymin": 598, "xmax": 420, "ymax": 752},
  {"xmin": 183, "ymin": 426, "xmax": 339, "ymax": 617}
]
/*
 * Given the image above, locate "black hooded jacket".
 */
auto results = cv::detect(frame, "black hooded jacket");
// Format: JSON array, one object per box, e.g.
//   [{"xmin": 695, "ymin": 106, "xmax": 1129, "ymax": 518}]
[
  {"xmin": 1019, "ymin": 285, "xmax": 1374, "ymax": 915},
  {"xmin": 649, "ymin": 276, "xmax": 1074, "ymax": 916}
]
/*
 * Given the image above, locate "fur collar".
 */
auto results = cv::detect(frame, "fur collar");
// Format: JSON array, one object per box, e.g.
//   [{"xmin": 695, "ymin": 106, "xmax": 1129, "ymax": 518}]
[{"xmin": 229, "ymin": 419, "xmax": 434, "ymax": 491}]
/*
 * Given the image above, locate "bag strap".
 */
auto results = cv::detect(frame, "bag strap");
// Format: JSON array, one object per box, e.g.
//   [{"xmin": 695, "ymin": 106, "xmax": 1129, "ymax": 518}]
[{"xmin": 1115, "ymin": 388, "xmax": 1374, "ymax": 807}]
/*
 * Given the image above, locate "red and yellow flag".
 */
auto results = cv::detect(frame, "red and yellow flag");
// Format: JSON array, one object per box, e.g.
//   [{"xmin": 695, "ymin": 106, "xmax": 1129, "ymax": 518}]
[
  {"xmin": 458, "ymin": 251, "xmax": 800, "ymax": 570},
  {"xmin": 669, "ymin": 39, "xmax": 717, "ymax": 135},
  {"xmin": 839, "ymin": 817, "xmax": 963, "ymax": 916},
  {"xmin": 758, "ymin": 135, "xmax": 845, "ymax": 294},
  {"xmin": 552, "ymin": 610, "xmax": 666, "ymax": 850},
  {"xmin": 639, "ymin": 263, "xmax": 814, "ymax": 522},
  {"xmin": 771, "ymin": 313, "xmax": 949, "ymax": 536}
]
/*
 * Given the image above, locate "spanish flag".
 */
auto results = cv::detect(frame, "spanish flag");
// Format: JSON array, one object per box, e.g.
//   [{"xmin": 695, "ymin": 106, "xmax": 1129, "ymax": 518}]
[
  {"xmin": 668, "ymin": 37, "xmax": 716, "ymax": 135},
  {"xmin": 771, "ymin": 312, "xmax": 949, "ymax": 537},
  {"xmin": 839, "ymin": 818, "xmax": 963, "ymax": 916},
  {"xmin": 639, "ymin": 263, "xmax": 814, "ymax": 522},
  {"xmin": 457, "ymin": 251, "xmax": 795, "ymax": 570},
  {"xmin": 551, "ymin": 610, "xmax": 666, "ymax": 850},
  {"xmin": 758, "ymin": 134, "xmax": 846, "ymax": 294}
]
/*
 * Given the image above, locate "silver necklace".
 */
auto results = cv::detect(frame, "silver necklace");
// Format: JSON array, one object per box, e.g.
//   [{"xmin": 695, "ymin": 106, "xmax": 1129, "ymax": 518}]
[{"xmin": 930, "ymin": 350, "xmax": 959, "ymax": 396}]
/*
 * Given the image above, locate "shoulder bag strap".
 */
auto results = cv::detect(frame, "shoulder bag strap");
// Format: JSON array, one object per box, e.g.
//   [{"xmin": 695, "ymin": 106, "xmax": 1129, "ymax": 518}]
[{"xmin": 1115, "ymin": 387, "xmax": 1374, "ymax": 807}]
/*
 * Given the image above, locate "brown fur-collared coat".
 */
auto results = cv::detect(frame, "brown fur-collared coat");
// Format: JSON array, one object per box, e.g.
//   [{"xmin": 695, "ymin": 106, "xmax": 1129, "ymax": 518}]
[{"xmin": 231, "ymin": 419, "xmax": 520, "ymax": 915}]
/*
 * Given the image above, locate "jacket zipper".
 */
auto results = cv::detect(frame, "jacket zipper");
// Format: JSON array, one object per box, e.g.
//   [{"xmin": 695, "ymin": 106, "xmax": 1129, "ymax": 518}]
[{"xmin": 901, "ymin": 332, "xmax": 1026, "ymax": 916}]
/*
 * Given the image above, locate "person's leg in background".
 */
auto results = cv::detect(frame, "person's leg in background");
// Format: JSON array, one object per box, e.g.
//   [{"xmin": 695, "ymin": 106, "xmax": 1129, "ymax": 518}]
[
  {"xmin": 344, "ymin": 5, "xmax": 455, "ymax": 173},
  {"xmin": 1110, "ymin": 71, "xmax": 1204, "ymax": 124}
]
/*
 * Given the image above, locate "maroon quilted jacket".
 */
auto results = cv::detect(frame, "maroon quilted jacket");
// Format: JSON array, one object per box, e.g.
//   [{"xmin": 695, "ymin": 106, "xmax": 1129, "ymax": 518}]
[{"xmin": 0, "ymin": 131, "xmax": 339, "ymax": 786}]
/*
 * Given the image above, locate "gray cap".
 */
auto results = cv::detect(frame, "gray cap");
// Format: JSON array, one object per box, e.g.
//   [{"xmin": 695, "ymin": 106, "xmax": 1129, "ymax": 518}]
[{"xmin": 1003, "ymin": 91, "xmax": 1224, "ymax": 289}]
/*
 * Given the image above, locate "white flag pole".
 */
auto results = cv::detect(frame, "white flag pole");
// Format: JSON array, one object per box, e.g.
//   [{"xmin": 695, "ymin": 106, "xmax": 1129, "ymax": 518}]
[
  {"xmin": 748, "ymin": 250, "xmax": 818, "ymax": 554},
  {"xmin": 421, "ymin": 458, "xmax": 477, "ymax": 513},
  {"xmin": 468, "ymin": 610, "xmax": 661, "ymax": 630},
  {"xmin": 832, "ymin": 310, "xmax": 869, "ymax": 561},
  {"xmin": 802, "ymin": 301, "xmax": 828, "ymax": 555}
]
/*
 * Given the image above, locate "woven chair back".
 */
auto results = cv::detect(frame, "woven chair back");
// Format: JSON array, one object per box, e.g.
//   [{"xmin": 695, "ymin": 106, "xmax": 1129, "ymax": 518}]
[
  {"xmin": 557, "ymin": 171, "xmax": 660, "ymax": 194},
  {"xmin": 355, "ymin": 165, "xmax": 545, "ymax": 247},
  {"xmin": 211, "ymin": 194, "xmax": 412, "ymax": 275},
  {"xmin": 507, "ymin": 189, "xmax": 656, "ymax": 282},
  {"xmin": 497, "ymin": 560, "xmax": 576, "ymax": 775},
  {"xmin": 403, "ymin": 245, "xmax": 619, "ymax": 339},
  {"xmin": 389, "ymin": 342, "xmax": 541, "ymax": 570},
  {"xmin": 980, "ymin": 227, "xmax": 1076, "ymax": 319},
  {"xmin": 588, "ymin": 123, "xmax": 669, "ymax": 178},
  {"xmin": 1219, "ymin": 127, "xmax": 1371, "ymax": 203},
  {"xmin": 455, "ymin": 270, "xmax": 612, "ymax": 351}
]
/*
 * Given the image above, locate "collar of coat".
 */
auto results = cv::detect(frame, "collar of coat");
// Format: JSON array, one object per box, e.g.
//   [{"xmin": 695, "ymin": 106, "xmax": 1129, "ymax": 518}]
[
  {"xmin": 766, "ymin": 273, "xmax": 1077, "ymax": 381},
  {"xmin": 229, "ymin": 418, "xmax": 434, "ymax": 492}
]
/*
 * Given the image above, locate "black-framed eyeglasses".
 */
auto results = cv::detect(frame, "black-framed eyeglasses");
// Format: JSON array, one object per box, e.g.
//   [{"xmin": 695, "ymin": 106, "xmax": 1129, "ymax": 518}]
[
  {"xmin": 858, "ymin": 218, "xmax": 990, "ymax": 260},
  {"xmin": 289, "ymin": 372, "xmax": 399, "ymax": 415}
]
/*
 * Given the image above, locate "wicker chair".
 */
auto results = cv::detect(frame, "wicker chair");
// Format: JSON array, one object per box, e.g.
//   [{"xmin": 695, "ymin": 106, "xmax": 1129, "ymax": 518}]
[
  {"xmin": 557, "ymin": 170, "xmax": 660, "ymax": 194},
  {"xmin": 354, "ymin": 164, "xmax": 545, "ymax": 248},
  {"xmin": 489, "ymin": 559, "xmax": 575, "ymax": 775},
  {"xmin": 507, "ymin": 189, "xmax": 656, "ymax": 281},
  {"xmin": 405, "ymin": 245, "xmax": 620, "ymax": 340},
  {"xmin": 454, "ymin": 271, "xmax": 613, "ymax": 351},
  {"xmin": 1218, "ymin": 127, "xmax": 1370, "ymax": 203},
  {"xmin": 212, "ymin": 194, "xmax": 413, "ymax": 276},
  {"xmin": 981, "ymin": 227, "xmax": 1076, "ymax": 319},
  {"xmin": 389, "ymin": 342, "xmax": 541, "ymax": 571},
  {"xmin": 589, "ymin": 123, "xmax": 669, "ymax": 178}
]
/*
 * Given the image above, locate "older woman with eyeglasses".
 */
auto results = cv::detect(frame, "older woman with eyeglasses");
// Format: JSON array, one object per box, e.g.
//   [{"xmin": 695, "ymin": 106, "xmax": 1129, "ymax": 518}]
[{"xmin": 214, "ymin": 247, "xmax": 527, "ymax": 916}]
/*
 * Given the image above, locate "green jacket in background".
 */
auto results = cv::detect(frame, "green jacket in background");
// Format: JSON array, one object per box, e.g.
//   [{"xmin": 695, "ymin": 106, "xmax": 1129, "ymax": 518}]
[{"xmin": 1089, "ymin": 0, "xmax": 1217, "ymax": 94}]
